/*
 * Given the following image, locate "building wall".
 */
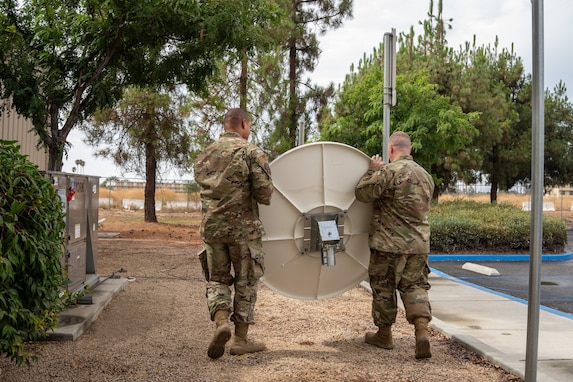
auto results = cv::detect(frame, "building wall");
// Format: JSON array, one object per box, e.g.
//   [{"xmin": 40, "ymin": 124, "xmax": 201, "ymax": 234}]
[{"xmin": 0, "ymin": 100, "xmax": 48, "ymax": 171}]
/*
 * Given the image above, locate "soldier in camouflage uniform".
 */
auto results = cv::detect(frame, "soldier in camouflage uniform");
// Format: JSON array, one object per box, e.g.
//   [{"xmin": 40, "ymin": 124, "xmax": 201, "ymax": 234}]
[
  {"xmin": 194, "ymin": 108, "xmax": 273, "ymax": 359},
  {"xmin": 355, "ymin": 131, "xmax": 435, "ymax": 359}
]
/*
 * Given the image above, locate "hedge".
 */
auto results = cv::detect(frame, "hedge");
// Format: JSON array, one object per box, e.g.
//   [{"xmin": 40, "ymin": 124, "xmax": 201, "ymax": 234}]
[
  {"xmin": 429, "ymin": 200, "xmax": 566, "ymax": 253},
  {"xmin": 0, "ymin": 141, "xmax": 66, "ymax": 365}
]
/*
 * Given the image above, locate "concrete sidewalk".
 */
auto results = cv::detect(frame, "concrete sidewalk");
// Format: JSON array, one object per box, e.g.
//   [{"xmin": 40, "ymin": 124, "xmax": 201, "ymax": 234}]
[
  {"xmin": 428, "ymin": 269, "xmax": 573, "ymax": 382},
  {"xmin": 49, "ymin": 276, "xmax": 129, "ymax": 341}
]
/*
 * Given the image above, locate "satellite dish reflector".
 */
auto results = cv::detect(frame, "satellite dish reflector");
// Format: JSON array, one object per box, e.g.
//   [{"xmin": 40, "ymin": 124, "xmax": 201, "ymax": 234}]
[{"xmin": 259, "ymin": 142, "xmax": 372, "ymax": 300}]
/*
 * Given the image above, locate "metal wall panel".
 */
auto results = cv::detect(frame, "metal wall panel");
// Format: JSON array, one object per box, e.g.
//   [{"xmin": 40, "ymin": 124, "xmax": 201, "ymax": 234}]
[{"xmin": 0, "ymin": 100, "xmax": 49, "ymax": 170}]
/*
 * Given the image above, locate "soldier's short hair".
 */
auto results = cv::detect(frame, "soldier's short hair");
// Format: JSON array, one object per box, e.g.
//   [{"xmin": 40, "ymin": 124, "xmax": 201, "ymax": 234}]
[
  {"xmin": 224, "ymin": 108, "xmax": 251, "ymax": 128},
  {"xmin": 390, "ymin": 131, "xmax": 411, "ymax": 152}
]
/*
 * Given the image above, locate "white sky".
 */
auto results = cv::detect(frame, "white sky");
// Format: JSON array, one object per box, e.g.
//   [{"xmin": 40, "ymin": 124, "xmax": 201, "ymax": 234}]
[{"xmin": 63, "ymin": 0, "xmax": 572, "ymax": 180}]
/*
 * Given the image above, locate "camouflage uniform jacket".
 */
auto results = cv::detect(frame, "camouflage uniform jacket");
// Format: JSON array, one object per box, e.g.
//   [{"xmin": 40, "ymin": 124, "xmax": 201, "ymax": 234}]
[
  {"xmin": 194, "ymin": 132, "xmax": 273, "ymax": 243},
  {"xmin": 355, "ymin": 155, "xmax": 434, "ymax": 254}
]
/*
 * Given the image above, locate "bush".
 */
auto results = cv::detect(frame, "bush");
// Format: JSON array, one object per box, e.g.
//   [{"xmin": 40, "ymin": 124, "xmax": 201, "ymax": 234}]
[
  {"xmin": 429, "ymin": 200, "xmax": 566, "ymax": 253},
  {"xmin": 0, "ymin": 141, "xmax": 66, "ymax": 365}
]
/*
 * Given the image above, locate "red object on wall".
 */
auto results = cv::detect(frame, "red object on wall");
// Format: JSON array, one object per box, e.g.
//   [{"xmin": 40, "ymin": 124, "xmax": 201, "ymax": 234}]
[{"xmin": 67, "ymin": 187, "xmax": 75, "ymax": 201}]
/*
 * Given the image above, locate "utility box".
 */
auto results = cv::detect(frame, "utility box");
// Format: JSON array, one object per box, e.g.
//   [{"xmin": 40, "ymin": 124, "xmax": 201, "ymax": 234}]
[
  {"xmin": 46, "ymin": 172, "xmax": 100, "ymax": 293},
  {"xmin": 86, "ymin": 176, "xmax": 99, "ymax": 275}
]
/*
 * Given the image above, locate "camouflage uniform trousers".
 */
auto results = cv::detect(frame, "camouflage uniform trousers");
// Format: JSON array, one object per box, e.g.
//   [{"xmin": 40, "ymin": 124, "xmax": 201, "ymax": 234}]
[
  {"xmin": 368, "ymin": 249, "xmax": 432, "ymax": 326},
  {"xmin": 203, "ymin": 239, "xmax": 265, "ymax": 324}
]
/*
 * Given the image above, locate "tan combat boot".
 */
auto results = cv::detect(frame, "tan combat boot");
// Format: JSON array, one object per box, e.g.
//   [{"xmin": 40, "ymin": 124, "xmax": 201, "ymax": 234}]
[
  {"xmin": 207, "ymin": 310, "xmax": 232, "ymax": 359},
  {"xmin": 364, "ymin": 325, "xmax": 394, "ymax": 349},
  {"xmin": 414, "ymin": 317, "xmax": 431, "ymax": 359},
  {"xmin": 229, "ymin": 322, "xmax": 266, "ymax": 355}
]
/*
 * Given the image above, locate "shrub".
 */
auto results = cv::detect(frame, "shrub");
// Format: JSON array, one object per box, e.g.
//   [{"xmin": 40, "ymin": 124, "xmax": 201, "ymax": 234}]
[
  {"xmin": 429, "ymin": 200, "xmax": 566, "ymax": 253},
  {"xmin": 0, "ymin": 141, "xmax": 66, "ymax": 365}
]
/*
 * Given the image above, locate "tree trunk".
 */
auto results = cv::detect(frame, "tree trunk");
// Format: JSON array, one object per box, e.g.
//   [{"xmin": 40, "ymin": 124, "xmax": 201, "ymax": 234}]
[
  {"xmin": 47, "ymin": 104, "xmax": 64, "ymax": 171},
  {"xmin": 288, "ymin": 36, "xmax": 298, "ymax": 148},
  {"xmin": 432, "ymin": 186, "xmax": 440, "ymax": 202},
  {"xmin": 239, "ymin": 49, "xmax": 248, "ymax": 109},
  {"xmin": 144, "ymin": 143, "xmax": 158, "ymax": 223},
  {"xmin": 490, "ymin": 179, "xmax": 498, "ymax": 204},
  {"xmin": 490, "ymin": 145, "xmax": 499, "ymax": 203},
  {"xmin": 47, "ymin": 138, "xmax": 64, "ymax": 172}
]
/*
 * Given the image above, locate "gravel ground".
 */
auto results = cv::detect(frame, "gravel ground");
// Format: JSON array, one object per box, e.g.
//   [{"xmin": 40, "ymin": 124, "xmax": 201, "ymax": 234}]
[{"xmin": 0, "ymin": 211, "xmax": 523, "ymax": 381}]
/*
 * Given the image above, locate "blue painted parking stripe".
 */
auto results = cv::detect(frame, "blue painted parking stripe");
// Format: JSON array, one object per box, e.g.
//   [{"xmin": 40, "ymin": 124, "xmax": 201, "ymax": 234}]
[{"xmin": 429, "ymin": 252, "xmax": 573, "ymax": 262}]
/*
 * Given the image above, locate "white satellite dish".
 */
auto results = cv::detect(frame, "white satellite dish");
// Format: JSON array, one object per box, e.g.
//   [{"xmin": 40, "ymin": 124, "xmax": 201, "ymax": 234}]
[{"xmin": 259, "ymin": 142, "xmax": 372, "ymax": 300}]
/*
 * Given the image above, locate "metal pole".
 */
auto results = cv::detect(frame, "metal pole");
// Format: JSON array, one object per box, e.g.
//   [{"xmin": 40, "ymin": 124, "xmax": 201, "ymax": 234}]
[
  {"xmin": 383, "ymin": 29, "xmax": 395, "ymax": 163},
  {"xmin": 525, "ymin": 1, "xmax": 544, "ymax": 380},
  {"xmin": 560, "ymin": 188, "xmax": 563, "ymax": 220},
  {"xmin": 187, "ymin": 180, "xmax": 190, "ymax": 210}
]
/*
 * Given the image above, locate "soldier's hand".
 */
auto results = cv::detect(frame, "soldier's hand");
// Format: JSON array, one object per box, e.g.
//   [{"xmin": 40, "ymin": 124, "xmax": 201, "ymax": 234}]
[{"xmin": 370, "ymin": 154, "xmax": 385, "ymax": 171}]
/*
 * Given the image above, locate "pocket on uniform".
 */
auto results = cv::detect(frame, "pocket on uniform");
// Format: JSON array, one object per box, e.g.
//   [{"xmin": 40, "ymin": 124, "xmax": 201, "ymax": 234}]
[{"xmin": 247, "ymin": 241, "xmax": 265, "ymax": 279}]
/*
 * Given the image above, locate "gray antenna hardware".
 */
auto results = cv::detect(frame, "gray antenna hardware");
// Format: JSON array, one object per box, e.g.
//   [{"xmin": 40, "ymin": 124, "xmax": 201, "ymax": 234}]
[{"xmin": 259, "ymin": 142, "xmax": 372, "ymax": 300}]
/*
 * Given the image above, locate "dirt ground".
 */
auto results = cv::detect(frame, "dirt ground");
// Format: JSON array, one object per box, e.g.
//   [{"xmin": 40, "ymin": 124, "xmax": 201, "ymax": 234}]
[{"xmin": 0, "ymin": 209, "xmax": 523, "ymax": 381}]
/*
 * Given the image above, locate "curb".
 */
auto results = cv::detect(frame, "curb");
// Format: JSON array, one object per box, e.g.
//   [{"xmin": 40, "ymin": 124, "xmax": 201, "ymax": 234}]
[{"xmin": 429, "ymin": 252, "xmax": 573, "ymax": 262}]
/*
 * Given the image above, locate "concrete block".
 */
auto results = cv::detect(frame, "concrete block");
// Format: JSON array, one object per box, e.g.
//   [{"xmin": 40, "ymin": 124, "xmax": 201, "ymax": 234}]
[{"xmin": 462, "ymin": 262, "xmax": 500, "ymax": 276}]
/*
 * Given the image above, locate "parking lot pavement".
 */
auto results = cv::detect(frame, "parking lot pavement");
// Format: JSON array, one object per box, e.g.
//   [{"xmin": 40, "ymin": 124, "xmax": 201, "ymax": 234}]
[{"xmin": 429, "ymin": 258, "xmax": 573, "ymax": 315}]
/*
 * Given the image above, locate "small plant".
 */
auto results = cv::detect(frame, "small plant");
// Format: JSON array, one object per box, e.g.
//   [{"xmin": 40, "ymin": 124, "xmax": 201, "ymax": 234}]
[
  {"xmin": 0, "ymin": 140, "xmax": 67, "ymax": 365},
  {"xmin": 58, "ymin": 287, "xmax": 89, "ymax": 309}
]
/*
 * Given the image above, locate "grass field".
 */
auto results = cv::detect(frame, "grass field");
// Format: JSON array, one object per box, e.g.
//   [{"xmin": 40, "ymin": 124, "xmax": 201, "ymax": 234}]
[
  {"xmin": 100, "ymin": 187, "xmax": 197, "ymax": 203},
  {"xmin": 101, "ymin": 187, "xmax": 573, "ymax": 212},
  {"xmin": 98, "ymin": 188, "xmax": 573, "ymax": 230},
  {"xmin": 440, "ymin": 192, "xmax": 573, "ymax": 210}
]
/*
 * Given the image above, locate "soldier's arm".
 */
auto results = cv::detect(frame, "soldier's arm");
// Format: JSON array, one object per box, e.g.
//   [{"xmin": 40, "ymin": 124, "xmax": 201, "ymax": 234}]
[
  {"xmin": 249, "ymin": 148, "xmax": 273, "ymax": 205},
  {"xmin": 355, "ymin": 166, "xmax": 391, "ymax": 203}
]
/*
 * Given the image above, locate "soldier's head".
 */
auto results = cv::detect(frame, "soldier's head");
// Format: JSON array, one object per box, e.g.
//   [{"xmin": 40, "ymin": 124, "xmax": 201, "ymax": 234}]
[
  {"xmin": 388, "ymin": 131, "xmax": 412, "ymax": 161},
  {"xmin": 224, "ymin": 108, "xmax": 252, "ymax": 140}
]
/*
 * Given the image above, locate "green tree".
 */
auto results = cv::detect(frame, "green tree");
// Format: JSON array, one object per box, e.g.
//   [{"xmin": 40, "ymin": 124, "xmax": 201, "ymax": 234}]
[
  {"xmin": 397, "ymin": 1, "xmax": 526, "ymax": 201},
  {"xmin": 322, "ymin": 43, "xmax": 478, "ymax": 199},
  {"xmin": 393, "ymin": 70, "xmax": 479, "ymax": 198},
  {"xmin": 398, "ymin": 0, "xmax": 486, "ymax": 195},
  {"xmin": 412, "ymin": 1, "xmax": 573, "ymax": 201},
  {"xmin": 188, "ymin": 0, "xmax": 352, "ymax": 160},
  {"xmin": 267, "ymin": 0, "xmax": 352, "ymax": 156},
  {"xmin": 324, "ymin": 0, "xmax": 573, "ymax": 202},
  {"xmin": 453, "ymin": 47, "xmax": 573, "ymax": 197},
  {"xmin": 82, "ymin": 87, "xmax": 192, "ymax": 223},
  {"xmin": 0, "ymin": 0, "xmax": 282, "ymax": 171},
  {"xmin": 326, "ymin": 0, "xmax": 573, "ymax": 203},
  {"xmin": 0, "ymin": 141, "xmax": 66, "ymax": 365},
  {"xmin": 185, "ymin": 50, "xmax": 288, "ymax": 161},
  {"xmin": 542, "ymin": 81, "xmax": 573, "ymax": 190},
  {"xmin": 453, "ymin": 41, "xmax": 526, "ymax": 202},
  {"xmin": 320, "ymin": 47, "xmax": 385, "ymax": 151},
  {"xmin": 405, "ymin": 0, "xmax": 455, "ymax": 95}
]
